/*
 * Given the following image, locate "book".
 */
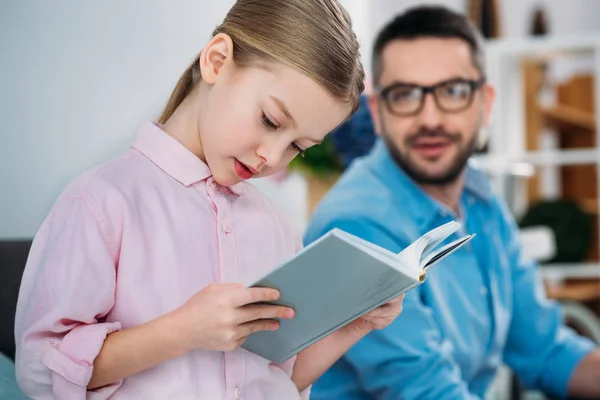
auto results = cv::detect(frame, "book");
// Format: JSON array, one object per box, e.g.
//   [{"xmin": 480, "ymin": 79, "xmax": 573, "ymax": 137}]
[{"xmin": 241, "ymin": 220, "xmax": 474, "ymax": 363}]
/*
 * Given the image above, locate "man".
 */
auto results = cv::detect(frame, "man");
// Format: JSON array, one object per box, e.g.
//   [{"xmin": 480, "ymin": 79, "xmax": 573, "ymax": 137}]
[{"xmin": 304, "ymin": 6, "xmax": 600, "ymax": 400}]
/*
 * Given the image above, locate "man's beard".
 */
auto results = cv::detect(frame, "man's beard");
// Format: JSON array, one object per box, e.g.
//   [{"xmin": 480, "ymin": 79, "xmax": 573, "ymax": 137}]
[{"xmin": 381, "ymin": 126, "xmax": 478, "ymax": 185}]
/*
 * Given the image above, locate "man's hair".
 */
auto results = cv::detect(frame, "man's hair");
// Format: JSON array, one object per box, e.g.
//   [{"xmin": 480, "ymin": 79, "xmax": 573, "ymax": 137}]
[{"xmin": 371, "ymin": 6, "xmax": 486, "ymax": 86}]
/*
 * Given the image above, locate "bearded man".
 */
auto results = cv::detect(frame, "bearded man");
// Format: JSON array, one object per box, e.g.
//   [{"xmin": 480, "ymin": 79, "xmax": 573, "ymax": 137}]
[{"xmin": 304, "ymin": 5, "xmax": 600, "ymax": 400}]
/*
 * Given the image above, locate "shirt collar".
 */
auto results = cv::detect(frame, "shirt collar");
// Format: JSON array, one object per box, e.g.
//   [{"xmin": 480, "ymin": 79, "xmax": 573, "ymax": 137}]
[
  {"xmin": 131, "ymin": 121, "xmax": 244, "ymax": 195},
  {"xmin": 364, "ymin": 139, "xmax": 493, "ymax": 230},
  {"xmin": 463, "ymin": 160, "xmax": 493, "ymax": 202}
]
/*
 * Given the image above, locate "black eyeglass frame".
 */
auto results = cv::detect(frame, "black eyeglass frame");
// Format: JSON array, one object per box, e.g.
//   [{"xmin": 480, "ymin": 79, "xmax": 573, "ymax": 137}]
[{"xmin": 376, "ymin": 77, "xmax": 487, "ymax": 117}]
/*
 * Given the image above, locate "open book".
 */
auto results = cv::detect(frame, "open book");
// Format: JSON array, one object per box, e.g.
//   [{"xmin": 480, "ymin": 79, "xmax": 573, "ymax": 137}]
[{"xmin": 242, "ymin": 220, "xmax": 474, "ymax": 363}]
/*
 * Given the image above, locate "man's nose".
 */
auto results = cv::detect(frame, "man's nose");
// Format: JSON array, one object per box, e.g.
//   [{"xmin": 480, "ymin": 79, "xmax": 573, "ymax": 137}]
[{"xmin": 416, "ymin": 93, "xmax": 442, "ymax": 129}]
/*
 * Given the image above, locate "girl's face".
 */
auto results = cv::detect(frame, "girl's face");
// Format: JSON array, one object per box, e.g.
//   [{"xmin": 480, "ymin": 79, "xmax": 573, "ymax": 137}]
[{"xmin": 196, "ymin": 34, "xmax": 351, "ymax": 187}]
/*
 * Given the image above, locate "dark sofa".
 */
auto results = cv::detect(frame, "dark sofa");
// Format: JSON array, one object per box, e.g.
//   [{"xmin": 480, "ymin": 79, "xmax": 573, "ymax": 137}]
[
  {"xmin": 0, "ymin": 240, "xmax": 31, "ymax": 398},
  {"xmin": 0, "ymin": 240, "xmax": 31, "ymax": 361}
]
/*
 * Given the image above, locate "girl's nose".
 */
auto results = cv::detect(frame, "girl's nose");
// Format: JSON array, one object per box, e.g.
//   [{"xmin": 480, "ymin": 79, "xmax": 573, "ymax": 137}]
[{"xmin": 256, "ymin": 143, "xmax": 285, "ymax": 168}]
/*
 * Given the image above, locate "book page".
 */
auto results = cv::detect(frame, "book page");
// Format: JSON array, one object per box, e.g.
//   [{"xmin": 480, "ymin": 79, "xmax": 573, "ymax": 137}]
[
  {"xmin": 338, "ymin": 221, "xmax": 465, "ymax": 280},
  {"xmin": 418, "ymin": 220, "xmax": 461, "ymax": 263},
  {"xmin": 394, "ymin": 241, "xmax": 423, "ymax": 279},
  {"xmin": 422, "ymin": 234, "xmax": 475, "ymax": 270},
  {"xmin": 332, "ymin": 229, "xmax": 419, "ymax": 277},
  {"xmin": 392, "ymin": 221, "xmax": 461, "ymax": 275}
]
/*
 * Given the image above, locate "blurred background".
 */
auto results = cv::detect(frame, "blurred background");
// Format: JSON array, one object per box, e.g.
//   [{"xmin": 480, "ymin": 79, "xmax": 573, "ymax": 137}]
[{"xmin": 2, "ymin": 1, "xmax": 600, "ymax": 399}]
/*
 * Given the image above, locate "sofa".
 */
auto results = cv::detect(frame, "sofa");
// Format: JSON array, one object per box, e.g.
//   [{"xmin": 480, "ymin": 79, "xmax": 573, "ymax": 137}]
[{"xmin": 0, "ymin": 240, "xmax": 31, "ymax": 398}]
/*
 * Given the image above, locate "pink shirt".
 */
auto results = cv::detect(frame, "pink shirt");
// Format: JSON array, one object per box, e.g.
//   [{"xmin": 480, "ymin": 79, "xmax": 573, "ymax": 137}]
[{"xmin": 15, "ymin": 121, "xmax": 309, "ymax": 399}]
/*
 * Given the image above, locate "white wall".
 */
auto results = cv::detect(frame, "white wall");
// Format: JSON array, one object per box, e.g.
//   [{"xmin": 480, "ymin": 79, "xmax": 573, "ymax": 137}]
[
  {"xmin": 0, "ymin": 1, "xmax": 234, "ymax": 238},
  {"xmin": 3, "ymin": 1, "xmax": 600, "ymax": 239},
  {"xmin": 501, "ymin": 0, "xmax": 600, "ymax": 38}
]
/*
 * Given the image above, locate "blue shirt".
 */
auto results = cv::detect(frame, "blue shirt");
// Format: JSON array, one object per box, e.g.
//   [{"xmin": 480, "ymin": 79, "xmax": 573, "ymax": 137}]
[{"xmin": 303, "ymin": 139, "xmax": 594, "ymax": 400}]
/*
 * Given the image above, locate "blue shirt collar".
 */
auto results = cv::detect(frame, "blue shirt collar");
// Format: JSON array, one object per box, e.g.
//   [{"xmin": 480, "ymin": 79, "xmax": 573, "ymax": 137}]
[
  {"xmin": 464, "ymin": 160, "xmax": 494, "ymax": 202},
  {"xmin": 363, "ymin": 139, "xmax": 493, "ymax": 230}
]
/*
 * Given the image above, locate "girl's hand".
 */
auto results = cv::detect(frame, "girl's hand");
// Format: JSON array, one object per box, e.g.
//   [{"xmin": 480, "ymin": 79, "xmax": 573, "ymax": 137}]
[
  {"xmin": 171, "ymin": 283, "xmax": 295, "ymax": 353},
  {"xmin": 347, "ymin": 294, "xmax": 405, "ymax": 334}
]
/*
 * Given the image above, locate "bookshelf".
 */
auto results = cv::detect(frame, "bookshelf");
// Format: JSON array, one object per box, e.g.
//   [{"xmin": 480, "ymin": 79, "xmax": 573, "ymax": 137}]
[
  {"xmin": 541, "ymin": 103, "xmax": 595, "ymax": 131},
  {"xmin": 479, "ymin": 35, "xmax": 600, "ymax": 278}
]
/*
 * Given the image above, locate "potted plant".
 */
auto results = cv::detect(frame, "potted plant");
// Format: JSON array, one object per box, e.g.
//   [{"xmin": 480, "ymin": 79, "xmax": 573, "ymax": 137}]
[{"xmin": 288, "ymin": 95, "xmax": 376, "ymax": 214}]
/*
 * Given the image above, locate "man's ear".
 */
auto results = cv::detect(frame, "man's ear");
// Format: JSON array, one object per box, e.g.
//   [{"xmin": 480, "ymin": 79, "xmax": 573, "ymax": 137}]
[
  {"xmin": 481, "ymin": 82, "xmax": 496, "ymax": 128},
  {"xmin": 367, "ymin": 94, "xmax": 384, "ymax": 136},
  {"xmin": 199, "ymin": 33, "xmax": 234, "ymax": 85}
]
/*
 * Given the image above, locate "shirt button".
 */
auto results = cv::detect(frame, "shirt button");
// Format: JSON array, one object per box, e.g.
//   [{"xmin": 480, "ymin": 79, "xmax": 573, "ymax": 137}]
[
  {"xmin": 234, "ymin": 386, "xmax": 242, "ymax": 399},
  {"xmin": 480, "ymin": 286, "xmax": 488, "ymax": 295},
  {"xmin": 222, "ymin": 222, "xmax": 231, "ymax": 233}
]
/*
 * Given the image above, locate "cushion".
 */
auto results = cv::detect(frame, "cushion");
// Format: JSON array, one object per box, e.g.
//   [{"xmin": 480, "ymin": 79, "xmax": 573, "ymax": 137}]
[{"xmin": 0, "ymin": 352, "xmax": 26, "ymax": 399}]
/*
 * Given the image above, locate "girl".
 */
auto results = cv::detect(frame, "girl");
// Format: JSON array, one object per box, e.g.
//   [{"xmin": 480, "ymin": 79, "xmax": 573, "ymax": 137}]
[{"xmin": 15, "ymin": 1, "xmax": 404, "ymax": 399}]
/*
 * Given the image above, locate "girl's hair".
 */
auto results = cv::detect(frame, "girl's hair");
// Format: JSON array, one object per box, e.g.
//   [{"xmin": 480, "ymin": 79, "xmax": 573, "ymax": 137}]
[{"xmin": 158, "ymin": 0, "xmax": 364, "ymax": 124}]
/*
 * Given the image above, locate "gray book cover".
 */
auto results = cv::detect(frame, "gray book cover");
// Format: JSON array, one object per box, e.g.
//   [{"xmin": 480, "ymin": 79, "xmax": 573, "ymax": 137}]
[{"xmin": 242, "ymin": 221, "xmax": 473, "ymax": 363}]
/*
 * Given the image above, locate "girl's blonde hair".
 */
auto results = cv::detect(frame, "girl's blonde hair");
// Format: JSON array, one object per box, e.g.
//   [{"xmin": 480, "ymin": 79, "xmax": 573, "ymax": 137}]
[{"xmin": 158, "ymin": 0, "xmax": 364, "ymax": 124}]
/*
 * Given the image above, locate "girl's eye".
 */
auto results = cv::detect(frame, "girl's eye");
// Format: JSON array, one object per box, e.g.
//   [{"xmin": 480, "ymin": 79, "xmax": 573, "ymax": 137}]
[
  {"xmin": 261, "ymin": 112, "xmax": 279, "ymax": 130},
  {"xmin": 261, "ymin": 111, "xmax": 304, "ymax": 157},
  {"xmin": 292, "ymin": 142, "xmax": 306, "ymax": 158}
]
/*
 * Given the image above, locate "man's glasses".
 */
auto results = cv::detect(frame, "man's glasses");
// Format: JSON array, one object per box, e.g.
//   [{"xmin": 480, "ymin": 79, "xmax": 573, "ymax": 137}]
[{"xmin": 377, "ymin": 78, "xmax": 486, "ymax": 117}]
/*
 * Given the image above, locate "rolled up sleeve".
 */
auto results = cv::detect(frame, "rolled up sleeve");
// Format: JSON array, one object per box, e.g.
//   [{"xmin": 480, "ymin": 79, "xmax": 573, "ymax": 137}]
[
  {"xmin": 14, "ymin": 195, "xmax": 122, "ymax": 399},
  {"xmin": 501, "ymin": 250, "xmax": 595, "ymax": 397},
  {"xmin": 499, "ymin": 201, "xmax": 595, "ymax": 398}
]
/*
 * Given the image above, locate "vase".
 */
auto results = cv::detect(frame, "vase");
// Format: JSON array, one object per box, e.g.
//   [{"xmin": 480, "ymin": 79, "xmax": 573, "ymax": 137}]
[{"xmin": 467, "ymin": 0, "xmax": 502, "ymax": 39}]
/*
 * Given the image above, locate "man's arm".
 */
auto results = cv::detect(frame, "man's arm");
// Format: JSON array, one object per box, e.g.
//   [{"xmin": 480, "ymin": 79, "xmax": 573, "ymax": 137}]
[
  {"xmin": 496, "ymin": 199, "xmax": 597, "ymax": 398},
  {"xmin": 341, "ymin": 289, "xmax": 482, "ymax": 400},
  {"xmin": 568, "ymin": 350, "xmax": 600, "ymax": 397},
  {"xmin": 301, "ymin": 219, "xmax": 483, "ymax": 400}
]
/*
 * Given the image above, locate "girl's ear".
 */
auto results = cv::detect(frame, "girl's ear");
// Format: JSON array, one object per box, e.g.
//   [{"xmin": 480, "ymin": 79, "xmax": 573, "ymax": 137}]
[{"xmin": 200, "ymin": 33, "xmax": 235, "ymax": 85}]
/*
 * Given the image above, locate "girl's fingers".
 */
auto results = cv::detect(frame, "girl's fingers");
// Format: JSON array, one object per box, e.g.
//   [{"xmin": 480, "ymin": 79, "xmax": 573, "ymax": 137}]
[
  {"xmin": 237, "ymin": 304, "xmax": 294, "ymax": 324},
  {"xmin": 237, "ymin": 319, "xmax": 280, "ymax": 339},
  {"xmin": 234, "ymin": 287, "xmax": 281, "ymax": 307}
]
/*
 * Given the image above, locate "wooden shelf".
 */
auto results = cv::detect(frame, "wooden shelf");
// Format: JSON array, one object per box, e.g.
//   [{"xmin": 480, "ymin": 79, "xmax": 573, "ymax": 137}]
[
  {"xmin": 545, "ymin": 279, "xmax": 600, "ymax": 302},
  {"xmin": 518, "ymin": 148, "xmax": 597, "ymax": 166},
  {"xmin": 541, "ymin": 263, "xmax": 600, "ymax": 280},
  {"xmin": 541, "ymin": 104, "xmax": 596, "ymax": 130}
]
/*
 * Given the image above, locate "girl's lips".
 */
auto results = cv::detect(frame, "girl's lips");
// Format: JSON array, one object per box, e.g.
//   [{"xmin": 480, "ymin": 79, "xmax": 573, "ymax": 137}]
[
  {"xmin": 242, "ymin": 163, "xmax": 259, "ymax": 174},
  {"xmin": 234, "ymin": 159, "xmax": 255, "ymax": 180}
]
